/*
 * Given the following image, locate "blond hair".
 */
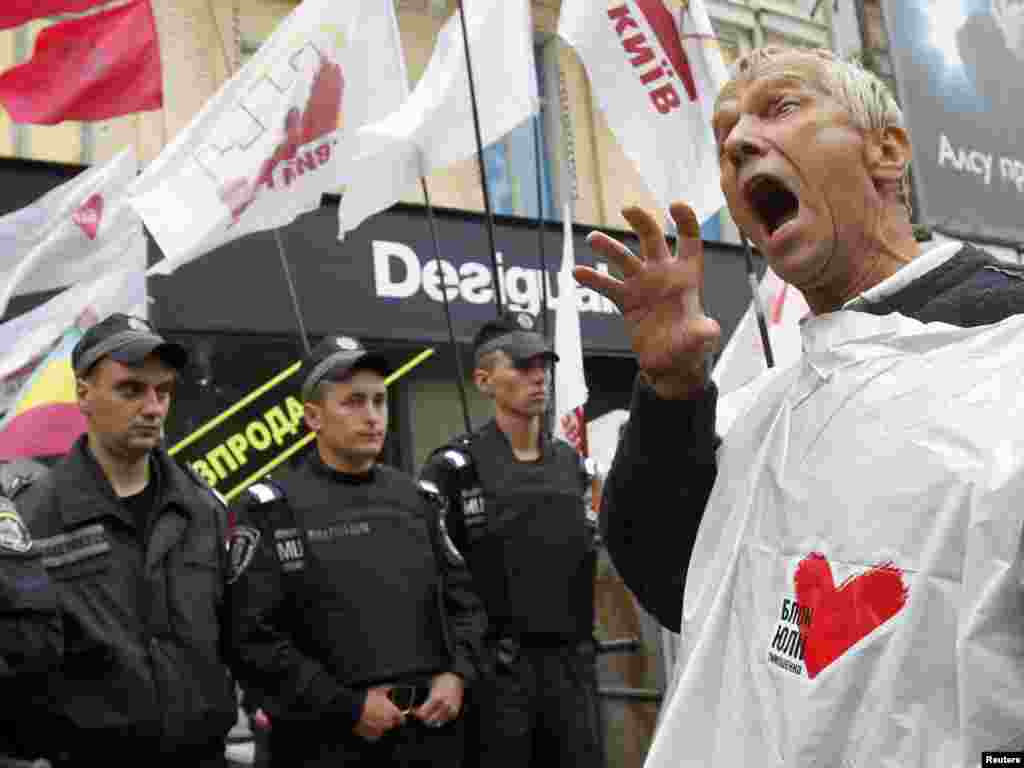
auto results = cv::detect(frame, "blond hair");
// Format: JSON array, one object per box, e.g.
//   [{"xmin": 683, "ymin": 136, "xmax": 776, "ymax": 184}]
[{"xmin": 718, "ymin": 47, "xmax": 911, "ymax": 215}]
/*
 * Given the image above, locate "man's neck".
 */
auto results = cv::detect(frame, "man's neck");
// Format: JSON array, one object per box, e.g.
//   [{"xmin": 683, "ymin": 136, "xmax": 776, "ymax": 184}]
[
  {"xmin": 88, "ymin": 436, "xmax": 150, "ymax": 498},
  {"xmin": 317, "ymin": 442, "xmax": 375, "ymax": 475},
  {"xmin": 495, "ymin": 409, "xmax": 542, "ymax": 461},
  {"xmin": 803, "ymin": 218, "xmax": 920, "ymax": 314}
]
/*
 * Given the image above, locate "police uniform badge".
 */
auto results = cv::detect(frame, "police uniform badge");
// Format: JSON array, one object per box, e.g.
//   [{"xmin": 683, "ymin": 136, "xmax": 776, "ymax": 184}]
[
  {"xmin": 227, "ymin": 526, "xmax": 261, "ymax": 583},
  {"xmin": 334, "ymin": 336, "xmax": 360, "ymax": 351},
  {"xmin": 515, "ymin": 312, "xmax": 535, "ymax": 331},
  {"xmin": 0, "ymin": 498, "xmax": 31, "ymax": 553}
]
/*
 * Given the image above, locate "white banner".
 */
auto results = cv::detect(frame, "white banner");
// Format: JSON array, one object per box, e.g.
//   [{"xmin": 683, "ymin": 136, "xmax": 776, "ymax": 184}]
[
  {"xmin": 338, "ymin": 0, "xmax": 539, "ymax": 235},
  {"xmin": 558, "ymin": 0, "xmax": 726, "ymax": 222},
  {"xmin": 649, "ymin": 310, "xmax": 1024, "ymax": 767},
  {"xmin": 0, "ymin": 147, "xmax": 138, "ymax": 317},
  {"xmin": 131, "ymin": 0, "xmax": 408, "ymax": 274},
  {"xmin": 554, "ymin": 201, "xmax": 589, "ymax": 453},
  {"xmin": 0, "ymin": 236, "xmax": 147, "ymax": 390}
]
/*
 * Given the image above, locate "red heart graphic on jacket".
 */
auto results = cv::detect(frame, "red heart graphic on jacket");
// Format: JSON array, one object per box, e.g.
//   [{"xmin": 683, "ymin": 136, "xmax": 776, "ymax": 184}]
[
  {"xmin": 794, "ymin": 552, "xmax": 907, "ymax": 679},
  {"xmin": 72, "ymin": 194, "xmax": 103, "ymax": 240}
]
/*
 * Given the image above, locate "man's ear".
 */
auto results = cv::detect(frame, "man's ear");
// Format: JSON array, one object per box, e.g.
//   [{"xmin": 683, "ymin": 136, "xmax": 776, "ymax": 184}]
[
  {"xmin": 473, "ymin": 367, "xmax": 492, "ymax": 397},
  {"xmin": 76, "ymin": 377, "xmax": 90, "ymax": 415},
  {"xmin": 303, "ymin": 401, "xmax": 321, "ymax": 433},
  {"xmin": 866, "ymin": 125, "xmax": 911, "ymax": 185}
]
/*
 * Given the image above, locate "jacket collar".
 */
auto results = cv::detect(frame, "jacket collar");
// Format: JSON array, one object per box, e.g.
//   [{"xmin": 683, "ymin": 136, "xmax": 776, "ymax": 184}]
[
  {"xmin": 54, "ymin": 435, "xmax": 194, "ymax": 530},
  {"xmin": 479, "ymin": 418, "xmax": 551, "ymax": 459},
  {"xmin": 307, "ymin": 447, "xmax": 377, "ymax": 485}
]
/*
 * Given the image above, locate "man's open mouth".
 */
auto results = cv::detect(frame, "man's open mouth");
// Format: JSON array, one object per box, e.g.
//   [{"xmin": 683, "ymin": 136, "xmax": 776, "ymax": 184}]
[{"xmin": 746, "ymin": 175, "xmax": 800, "ymax": 237}]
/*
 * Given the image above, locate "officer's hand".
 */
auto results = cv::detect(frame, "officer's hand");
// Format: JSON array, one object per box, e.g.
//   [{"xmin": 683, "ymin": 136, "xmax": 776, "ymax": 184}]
[
  {"xmin": 577, "ymin": 202, "xmax": 721, "ymax": 400},
  {"xmin": 413, "ymin": 672, "xmax": 464, "ymax": 728},
  {"xmin": 353, "ymin": 687, "xmax": 404, "ymax": 742}
]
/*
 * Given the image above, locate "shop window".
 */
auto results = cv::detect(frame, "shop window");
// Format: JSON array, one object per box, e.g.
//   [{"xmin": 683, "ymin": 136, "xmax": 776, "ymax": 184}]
[{"xmin": 482, "ymin": 43, "xmax": 557, "ymax": 221}]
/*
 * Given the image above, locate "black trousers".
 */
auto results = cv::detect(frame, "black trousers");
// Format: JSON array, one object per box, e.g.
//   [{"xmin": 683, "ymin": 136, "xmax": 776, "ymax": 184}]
[
  {"xmin": 471, "ymin": 641, "xmax": 604, "ymax": 768},
  {"xmin": 269, "ymin": 715, "xmax": 464, "ymax": 768}
]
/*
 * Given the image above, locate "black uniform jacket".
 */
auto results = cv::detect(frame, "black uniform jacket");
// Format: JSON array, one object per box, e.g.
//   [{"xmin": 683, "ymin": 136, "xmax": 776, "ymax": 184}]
[
  {"xmin": 419, "ymin": 420, "xmax": 599, "ymax": 641},
  {"xmin": 0, "ymin": 457, "xmax": 61, "ymax": 679},
  {"xmin": 602, "ymin": 244, "xmax": 1024, "ymax": 631},
  {"xmin": 14, "ymin": 436, "xmax": 236, "ymax": 756},
  {"xmin": 0, "ymin": 461, "xmax": 61, "ymax": 758},
  {"xmin": 226, "ymin": 453, "xmax": 487, "ymax": 731}
]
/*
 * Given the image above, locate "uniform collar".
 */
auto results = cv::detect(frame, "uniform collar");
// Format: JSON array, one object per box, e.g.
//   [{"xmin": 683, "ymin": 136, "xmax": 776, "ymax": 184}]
[
  {"xmin": 55, "ymin": 435, "xmax": 190, "ymax": 529},
  {"xmin": 480, "ymin": 418, "xmax": 550, "ymax": 460},
  {"xmin": 308, "ymin": 447, "xmax": 377, "ymax": 485}
]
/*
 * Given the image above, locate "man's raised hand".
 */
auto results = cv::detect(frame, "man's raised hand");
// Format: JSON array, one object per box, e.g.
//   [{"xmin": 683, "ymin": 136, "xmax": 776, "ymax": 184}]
[{"xmin": 576, "ymin": 202, "xmax": 721, "ymax": 399}]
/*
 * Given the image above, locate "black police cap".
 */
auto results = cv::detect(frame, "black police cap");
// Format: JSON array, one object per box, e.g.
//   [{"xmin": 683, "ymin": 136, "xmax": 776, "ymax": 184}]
[
  {"xmin": 72, "ymin": 313, "xmax": 188, "ymax": 377},
  {"xmin": 472, "ymin": 311, "xmax": 558, "ymax": 364},
  {"xmin": 300, "ymin": 335, "xmax": 391, "ymax": 401}
]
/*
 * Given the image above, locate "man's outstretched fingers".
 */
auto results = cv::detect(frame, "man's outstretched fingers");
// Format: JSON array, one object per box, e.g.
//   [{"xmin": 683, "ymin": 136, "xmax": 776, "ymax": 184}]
[
  {"xmin": 622, "ymin": 206, "xmax": 671, "ymax": 263},
  {"xmin": 669, "ymin": 202, "xmax": 700, "ymax": 239},
  {"xmin": 587, "ymin": 231, "xmax": 644, "ymax": 277},
  {"xmin": 574, "ymin": 265, "xmax": 624, "ymax": 308}
]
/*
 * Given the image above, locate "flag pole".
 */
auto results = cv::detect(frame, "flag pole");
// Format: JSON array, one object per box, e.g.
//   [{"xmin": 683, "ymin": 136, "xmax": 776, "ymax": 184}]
[
  {"xmin": 420, "ymin": 175, "xmax": 473, "ymax": 434},
  {"xmin": 741, "ymin": 234, "xmax": 774, "ymax": 368},
  {"xmin": 274, "ymin": 229, "xmax": 312, "ymax": 356},
  {"xmin": 456, "ymin": 0, "xmax": 503, "ymax": 317},
  {"xmin": 207, "ymin": 0, "xmax": 312, "ymax": 356},
  {"xmin": 533, "ymin": 116, "xmax": 551, "ymax": 340}
]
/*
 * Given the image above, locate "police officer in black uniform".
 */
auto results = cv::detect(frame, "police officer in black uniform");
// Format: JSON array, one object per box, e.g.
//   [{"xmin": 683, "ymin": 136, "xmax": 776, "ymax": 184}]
[
  {"xmin": 226, "ymin": 335, "xmax": 486, "ymax": 768},
  {"xmin": 419, "ymin": 313, "xmax": 604, "ymax": 768},
  {"xmin": 13, "ymin": 314, "xmax": 237, "ymax": 767},
  {"xmin": 0, "ymin": 461, "xmax": 61, "ymax": 763}
]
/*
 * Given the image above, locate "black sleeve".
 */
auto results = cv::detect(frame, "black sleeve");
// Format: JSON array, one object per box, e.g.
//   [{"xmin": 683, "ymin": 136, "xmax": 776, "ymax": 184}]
[
  {"xmin": 418, "ymin": 451, "xmax": 469, "ymax": 556},
  {"xmin": 0, "ymin": 543, "xmax": 62, "ymax": 680},
  {"xmin": 225, "ymin": 491, "xmax": 366, "ymax": 729},
  {"xmin": 423, "ymin": 488, "xmax": 487, "ymax": 686},
  {"xmin": 600, "ymin": 376, "xmax": 720, "ymax": 632}
]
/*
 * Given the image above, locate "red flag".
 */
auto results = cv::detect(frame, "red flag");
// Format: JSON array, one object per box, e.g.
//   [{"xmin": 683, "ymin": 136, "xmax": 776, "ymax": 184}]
[
  {"xmin": 0, "ymin": 0, "xmax": 162, "ymax": 125},
  {"xmin": 0, "ymin": 1, "xmax": 110, "ymax": 31}
]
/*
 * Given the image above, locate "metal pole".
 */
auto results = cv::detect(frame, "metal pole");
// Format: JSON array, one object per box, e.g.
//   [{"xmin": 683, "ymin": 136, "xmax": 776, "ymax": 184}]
[
  {"xmin": 456, "ymin": 0, "xmax": 503, "ymax": 316},
  {"xmin": 742, "ymin": 235, "xmax": 774, "ymax": 369},
  {"xmin": 533, "ymin": 117, "xmax": 550, "ymax": 339},
  {"xmin": 274, "ymin": 229, "xmax": 312, "ymax": 356},
  {"xmin": 421, "ymin": 177, "xmax": 473, "ymax": 434}
]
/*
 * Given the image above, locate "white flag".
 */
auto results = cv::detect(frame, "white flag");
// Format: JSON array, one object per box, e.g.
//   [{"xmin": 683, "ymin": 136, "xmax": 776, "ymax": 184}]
[
  {"xmin": 338, "ymin": 0, "xmax": 539, "ymax": 235},
  {"xmin": 647, "ymin": 310, "xmax": 1024, "ymax": 767},
  {"xmin": 0, "ymin": 233, "xmax": 147, "ymax": 407},
  {"xmin": 131, "ymin": 0, "xmax": 408, "ymax": 274},
  {"xmin": 558, "ymin": 0, "xmax": 727, "ymax": 222},
  {"xmin": 0, "ymin": 147, "xmax": 138, "ymax": 318},
  {"xmin": 712, "ymin": 268, "xmax": 809, "ymax": 435},
  {"xmin": 554, "ymin": 202, "xmax": 589, "ymax": 455}
]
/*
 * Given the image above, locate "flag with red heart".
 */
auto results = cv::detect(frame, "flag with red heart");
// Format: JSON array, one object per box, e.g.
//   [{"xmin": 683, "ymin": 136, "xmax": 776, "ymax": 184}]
[
  {"xmin": 72, "ymin": 194, "xmax": 104, "ymax": 240},
  {"xmin": 0, "ymin": 147, "xmax": 139, "ymax": 318}
]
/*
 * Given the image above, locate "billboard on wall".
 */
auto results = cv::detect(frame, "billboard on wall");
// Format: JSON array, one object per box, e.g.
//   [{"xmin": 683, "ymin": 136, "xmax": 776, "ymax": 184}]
[{"xmin": 883, "ymin": 0, "xmax": 1024, "ymax": 246}]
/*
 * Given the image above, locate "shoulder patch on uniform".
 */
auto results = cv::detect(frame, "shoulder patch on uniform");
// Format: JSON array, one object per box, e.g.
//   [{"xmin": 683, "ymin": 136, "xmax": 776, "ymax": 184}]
[
  {"xmin": 0, "ymin": 498, "xmax": 31, "ymax": 553},
  {"xmin": 227, "ymin": 525, "xmax": 261, "ymax": 584},
  {"xmin": 273, "ymin": 528, "xmax": 305, "ymax": 572},
  {"xmin": 247, "ymin": 482, "xmax": 283, "ymax": 504}
]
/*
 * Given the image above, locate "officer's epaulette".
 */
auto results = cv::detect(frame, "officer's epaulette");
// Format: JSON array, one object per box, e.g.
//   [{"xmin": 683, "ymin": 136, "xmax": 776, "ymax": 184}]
[{"xmin": 245, "ymin": 480, "xmax": 285, "ymax": 505}]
